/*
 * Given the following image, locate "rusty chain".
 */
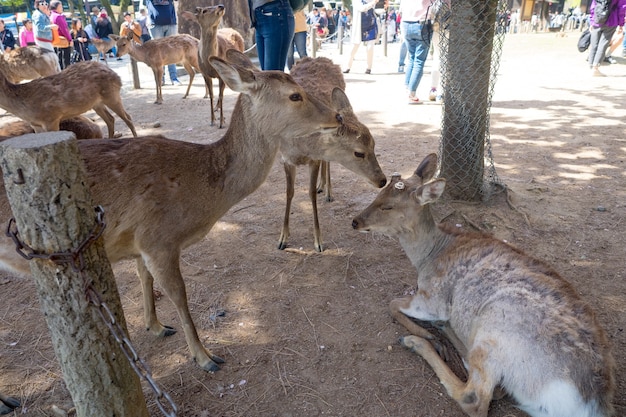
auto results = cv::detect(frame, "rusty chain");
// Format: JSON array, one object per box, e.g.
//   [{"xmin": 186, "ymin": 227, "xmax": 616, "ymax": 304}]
[{"xmin": 6, "ymin": 206, "xmax": 178, "ymax": 417}]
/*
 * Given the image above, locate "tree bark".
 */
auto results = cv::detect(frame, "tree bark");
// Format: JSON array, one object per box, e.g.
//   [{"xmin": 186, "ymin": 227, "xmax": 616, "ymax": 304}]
[
  {"xmin": 0, "ymin": 132, "xmax": 149, "ymax": 417},
  {"xmin": 440, "ymin": 0, "xmax": 497, "ymax": 201}
]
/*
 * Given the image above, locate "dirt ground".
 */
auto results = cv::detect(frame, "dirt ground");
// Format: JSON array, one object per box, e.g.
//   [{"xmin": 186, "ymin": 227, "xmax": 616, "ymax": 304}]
[{"xmin": 0, "ymin": 32, "xmax": 625, "ymax": 417}]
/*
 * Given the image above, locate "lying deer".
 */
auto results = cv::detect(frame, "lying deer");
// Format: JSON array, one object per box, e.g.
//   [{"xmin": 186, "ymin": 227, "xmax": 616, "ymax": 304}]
[
  {"xmin": 0, "ymin": 61, "xmax": 137, "ymax": 138},
  {"xmin": 112, "ymin": 33, "xmax": 205, "ymax": 105},
  {"xmin": 0, "ymin": 46, "xmax": 60, "ymax": 83},
  {"xmin": 351, "ymin": 154, "xmax": 615, "ymax": 417},
  {"xmin": 0, "ymin": 392, "xmax": 19, "ymax": 415},
  {"xmin": 0, "ymin": 49, "xmax": 342, "ymax": 373},
  {"xmin": 181, "ymin": 5, "xmax": 245, "ymax": 128},
  {"xmin": 280, "ymin": 56, "xmax": 387, "ymax": 252},
  {"xmin": 0, "ymin": 116, "xmax": 103, "ymax": 140}
]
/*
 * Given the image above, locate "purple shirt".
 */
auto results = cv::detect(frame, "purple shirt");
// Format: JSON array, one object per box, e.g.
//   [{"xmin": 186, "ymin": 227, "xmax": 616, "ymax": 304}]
[
  {"xmin": 590, "ymin": 0, "xmax": 626, "ymax": 27},
  {"xmin": 51, "ymin": 10, "xmax": 72, "ymax": 41}
]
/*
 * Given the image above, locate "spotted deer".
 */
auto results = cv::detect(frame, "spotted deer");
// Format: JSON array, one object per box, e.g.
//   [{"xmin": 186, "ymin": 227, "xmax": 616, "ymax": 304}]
[
  {"xmin": 0, "ymin": 50, "xmax": 342, "ymax": 373},
  {"xmin": 111, "ymin": 33, "xmax": 205, "ymax": 104},
  {"xmin": 0, "ymin": 46, "xmax": 59, "ymax": 83},
  {"xmin": 351, "ymin": 153, "xmax": 615, "ymax": 417},
  {"xmin": 181, "ymin": 4, "xmax": 245, "ymax": 128},
  {"xmin": 0, "ymin": 61, "xmax": 137, "ymax": 138}
]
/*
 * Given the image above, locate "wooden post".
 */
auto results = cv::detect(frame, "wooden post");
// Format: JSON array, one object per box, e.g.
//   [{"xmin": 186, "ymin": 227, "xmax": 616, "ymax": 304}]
[
  {"xmin": 131, "ymin": 56, "xmax": 141, "ymax": 89},
  {"xmin": 0, "ymin": 132, "xmax": 150, "ymax": 417}
]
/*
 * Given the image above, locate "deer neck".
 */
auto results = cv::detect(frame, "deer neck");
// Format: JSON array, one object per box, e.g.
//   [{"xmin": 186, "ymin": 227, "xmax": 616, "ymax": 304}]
[
  {"xmin": 198, "ymin": 27, "xmax": 219, "ymax": 60},
  {"xmin": 128, "ymin": 40, "xmax": 148, "ymax": 62},
  {"xmin": 398, "ymin": 207, "xmax": 453, "ymax": 274}
]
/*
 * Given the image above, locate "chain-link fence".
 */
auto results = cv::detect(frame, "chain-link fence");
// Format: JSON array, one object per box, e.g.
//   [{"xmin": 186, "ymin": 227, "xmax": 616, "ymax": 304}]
[{"xmin": 433, "ymin": 0, "xmax": 507, "ymax": 201}]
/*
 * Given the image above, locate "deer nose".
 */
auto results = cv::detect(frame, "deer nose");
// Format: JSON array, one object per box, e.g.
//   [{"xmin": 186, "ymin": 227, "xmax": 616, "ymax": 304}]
[
  {"xmin": 351, "ymin": 219, "xmax": 359, "ymax": 229},
  {"xmin": 378, "ymin": 178, "xmax": 387, "ymax": 188},
  {"xmin": 336, "ymin": 113, "xmax": 343, "ymax": 124}
]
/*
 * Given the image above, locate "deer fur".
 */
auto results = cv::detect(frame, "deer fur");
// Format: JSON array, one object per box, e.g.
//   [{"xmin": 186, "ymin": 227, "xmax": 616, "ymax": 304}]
[
  {"xmin": 0, "ymin": 392, "xmax": 19, "ymax": 415},
  {"xmin": 112, "ymin": 33, "xmax": 205, "ymax": 105},
  {"xmin": 0, "ymin": 116, "xmax": 104, "ymax": 141},
  {"xmin": 0, "ymin": 61, "xmax": 136, "ymax": 139},
  {"xmin": 278, "ymin": 56, "xmax": 386, "ymax": 252},
  {"xmin": 91, "ymin": 37, "xmax": 117, "ymax": 64},
  {"xmin": 181, "ymin": 5, "xmax": 245, "ymax": 128},
  {"xmin": 351, "ymin": 154, "xmax": 615, "ymax": 417},
  {"xmin": 0, "ymin": 46, "xmax": 60, "ymax": 84},
  {"xmin": 0, "ymin": 50, "xmax": 342, "ymax": 373}
]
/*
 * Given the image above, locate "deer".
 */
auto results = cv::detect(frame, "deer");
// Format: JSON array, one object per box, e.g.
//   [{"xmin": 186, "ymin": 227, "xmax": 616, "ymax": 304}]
[
  {"xmin": 351, "ymin": 153, "xmax": 616, "ymax": 417},
  {"xmin": 0, "ymin": 116, "xmax": 104, "ymax": 140},
  {"xmin": 0, "ymin": 49, "xmax": 342, "ymax": 373},
  {"xmin": 111, "ymin": 33, "xmax": 205, "ymax": 105},
  {"xmin": 280, "ymin": 56, "xmax": 387, "ymax": 252},
  {"xmin": 0, "ymin": 392, "xmax": 19, "ymax": 415},
  {"xmin": 0, "ymin": 46, "xmax": 60, "ymax": 83},
  {"xmin": 0, "ymin": 61, "xmax": 137, "ymax": 139},
  {"xmin": 90, "ymin": 37, "xmax": 117, "ymax": 64},
  {"xmin": 181, "ymin": 5, "xmax": 245, "ymax": 128}
]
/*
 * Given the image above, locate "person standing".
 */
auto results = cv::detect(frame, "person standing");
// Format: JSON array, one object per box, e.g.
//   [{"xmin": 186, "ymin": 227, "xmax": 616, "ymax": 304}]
[
  {"xmin": 146, "ymin": 0, "xmax": 182, "ymax": 85},
  {"xmin": 137, "ymin": 7, "xmax": 152, "ymax": 43},
  {"xmin": 343, "ymin": 0, "xmax": 378, "ymax": 74},
  {"xmin": 19, "ymin": 18, "xmax": 36, "ymax": 46},
  {"xmin": 287, "ymin": 9, "xmax": 308, "ymax": 70},
  {"xmin": 95, "ymin": 10, "xmax": 114, "ymax": 59},
  {"xmin": 0, "ymin": 20, "xmax": 17, "ymax": 53},
  {"xmin": 50, "ymin": 0, "xmax": 72, "ymax": 69},
  {"xmin": 400, "ymin": 0, "xmax": 432, "ymax": 103},
  {"xmin": 248, "ymin": 0, "xmax": 294, "ymax": 71},
  {"xmin": 588, "ymin": 0, "xmax": 626, "ymax": 76},
  {"xmin": 120, "ymin": 11, "xmax": 142, "ymax": 42},
  {"xmin": 32, "ymin": 0, "xmax": 57, "ymax": 52}
]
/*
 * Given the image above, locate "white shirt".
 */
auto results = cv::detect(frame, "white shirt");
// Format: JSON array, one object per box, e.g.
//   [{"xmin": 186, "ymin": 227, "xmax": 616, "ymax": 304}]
[{"xmin": 399, "ymin": 0, "xmax": 433, "ymax": 22}]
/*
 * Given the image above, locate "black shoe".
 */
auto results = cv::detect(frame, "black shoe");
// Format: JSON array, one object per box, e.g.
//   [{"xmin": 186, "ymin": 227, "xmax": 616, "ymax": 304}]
[
  {"xmin": 343, "ymin": 68, "xmax": 350, "ymax": 73},
  {"xmin": 604, "ymin": 56, "xmax": 617, "ymax": 64},
  {"xmin": 365, "ymin": 69, "xmax": 371, "ymax": 74}
]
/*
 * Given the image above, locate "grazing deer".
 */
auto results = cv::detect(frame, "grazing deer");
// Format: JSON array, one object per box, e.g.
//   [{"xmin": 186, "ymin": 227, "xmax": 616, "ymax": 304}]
[
  {"xmin": 91, "ymin": 37, "xmax": 117, "ymax": 64},
  {"xmin": 0, "ymin": 50, "xmax": 342, "ymax": 373},
  {"xmin": 0, "ymin": 61, "xmax": 137, "ymax": 138},
  {"xmin": 112, "ymin": 33, "xmax": 205, "ymax": 105},
  {"xmin": 0, "ymin": 46, "xmax": 60, "ymax": 83},
  {"xmin": 351, "ymin": 154, "xmax": 616, "ymax": 417},
  {"xmin": 280, "ymin": 56, "xmax": 387, "ymax": 252},
  {"xmin": 181, "ymin": 5, "xmax": 245, "ymax": 128},
  {"xmin": 0, "ymin": 116, "xmax": 104, "ymax": 140},
  {"xmin": 0, "ymin": 392, "xmax": 19, "ymax": 415}
]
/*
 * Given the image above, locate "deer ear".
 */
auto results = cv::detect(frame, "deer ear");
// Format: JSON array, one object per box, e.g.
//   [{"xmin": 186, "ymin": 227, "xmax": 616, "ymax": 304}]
[
  {"xmin": 413, "ymin": 178, "xmax": 446, "ymax": 206},
  {"xmin": 110, "ymin": 34, "xmax": 119, "ymax": 41},
  {"xmin": 181, "ymin": 10, "xmax": 196, "ymax": 22},
  {"xmin": 224, "ymin": 49, "xmax": 258, "ymax": 70},
  {"xmin": 415, "ymin": 153, "xmax": 438, "ymax": 183},
  {"xmin": 209, "ymin": 56, "xmax": 256, "ymax": 93},
  {"xmin": 330, "ymin": 88, "xmax": 352, "ymax": 113}
]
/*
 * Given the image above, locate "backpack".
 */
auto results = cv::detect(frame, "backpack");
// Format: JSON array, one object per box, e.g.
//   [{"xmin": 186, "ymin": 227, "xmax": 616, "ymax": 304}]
[
  {"xmin": 289, "ymin": 0, "xmax": 306, "ymax": 12},
  {"xmin": 593, "ymin": 0, "xmax": 612, "ymax": 25}
]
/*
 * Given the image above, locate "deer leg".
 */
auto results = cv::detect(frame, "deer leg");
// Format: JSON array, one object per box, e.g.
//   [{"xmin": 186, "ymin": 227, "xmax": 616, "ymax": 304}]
[
  {"xmin": 401, "ymin": 336, "xmax": 495, "ymax": 417},
  {"xmin": 104, "ymin": 100, "xmax": 138, "ymax": 138},
  {"xmin": 153, "ymin": 67, "xmax": 163, "ymax": 104},
  {"xmin": 278, "ymin": 162, "xmax": 297, "ymax": 250},
  {"xmin": 182, "ymin": 63, "xmax": 194, "ymax": 99},
  {"xmin": 141, "ymin": 252, "xmax": 224, "ymax": 372},
  {"xmin": 203, "ymin": 74, "xmax": 215, "ymax": 126},
  {"xmin": 317, "ymin": 161, "xmax": 333, "ymax": 202},
  {"xmin": 92, "ymin": 104, "xmax": 116, "ymax": 138},
  {"xmin": 217, "ymin": 79, "xmax": 225, "ymax": 129},
  {"xmin": 136, "ymin": 258, "xmax": 176, "ymax": 338},
  {"xmin": 308, "ymin": 161, "xmax": 324, "ymax": 252}
]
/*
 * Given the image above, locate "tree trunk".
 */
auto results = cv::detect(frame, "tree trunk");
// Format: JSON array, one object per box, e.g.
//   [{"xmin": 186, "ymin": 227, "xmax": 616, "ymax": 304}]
[
  {"xmin": 440, "ymin": 0, "xmax": 497, "ymax": 201},
  {"xmin": 0, "ymin": 132, "xmax": 149, "ymax": 417}
]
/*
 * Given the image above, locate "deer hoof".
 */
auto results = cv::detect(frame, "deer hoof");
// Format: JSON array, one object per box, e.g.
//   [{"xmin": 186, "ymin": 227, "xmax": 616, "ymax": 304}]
[
  {"xmin": 198, "ymin": 358, "xmax": 222, "ymax": 373},
  {"xmin": 278, "ymin": 241, "xmax": 287, "ymax": 250},
  {"xmin": 149, "ymin": 325, "xmax": 177, "ymax": 338}
]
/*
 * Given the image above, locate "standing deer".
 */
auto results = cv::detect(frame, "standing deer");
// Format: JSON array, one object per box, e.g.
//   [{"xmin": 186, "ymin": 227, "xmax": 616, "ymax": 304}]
[
  {"xmin": 280, "ymin": 56, "xmax": 387, "ymax": 252},
  {"xmin": 91, "ymin": 37, "xmax": 117, "ymax": 65},
  {"xmin": 112, "ymin": 33, "xmax": 205, "ymax": 104},
  {"xmin": 351, "ymin": 154, "xmax": 615, "ymax": 417},
  {"xmin": 0, "ymin": 46, "xmax": 60, "ymax": 83},
  {"xmin": 0, "ymin": 61, "xmax": 137, "ymax": 138},
  {"xmin": 0, "ymin": 50, "xmax": 342, "ymax": 373},
  {"xmin": 181, "ymin": 5, "xmax": 245, "ymax": 128}
]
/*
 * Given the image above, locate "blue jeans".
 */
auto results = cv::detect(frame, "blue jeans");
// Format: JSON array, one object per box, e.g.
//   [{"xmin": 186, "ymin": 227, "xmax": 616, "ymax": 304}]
[
  {"xmin": 287, "ymin": 30, "xmax": 307, "ymax": 70},
  {"xmin": 402, "ymin": 21, "xmax": 431, "ymax": 95},
  {"xmin": 254, "ymin": 0, "xmax": 294, "ymax": 71},
  {"xmin": 149, "ymin": 24, "xmax": 179, "ymax": 81}
]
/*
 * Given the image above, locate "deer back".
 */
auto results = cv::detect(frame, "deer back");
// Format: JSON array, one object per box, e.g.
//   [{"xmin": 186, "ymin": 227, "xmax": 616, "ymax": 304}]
[
  {"xmin": 114, "ymin": 34, "xmax": 200, "ymax": 70},
  {"xmin": 0, "ymin": 46, "xmax": 60, "ymax": 84}
]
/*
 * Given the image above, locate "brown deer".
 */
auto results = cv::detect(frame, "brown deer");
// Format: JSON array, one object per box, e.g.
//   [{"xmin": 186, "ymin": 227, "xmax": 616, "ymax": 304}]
[
  {"xmin": 91, "ymin": 37, "xmax": 117, "ymax": 64},
  {"xmin": 0, "ymin": 50, "xmax": 342, "ymax": 373},
  {"xmin": 0, "ymin": 46, "xmax": 60, "ymax": 83},
  {"xmin": 280, "ymin": 56, "xmax": 387, "ymax": 252},
  {"xmin": 0, "ymin": 61, "xmax": 137, "ymax": 138},
  {"xmin": 0, "ymin": 116, "xmax": 104, "ymax": 140},
  {"xmin": 112, "ymin": 33, "xmax": 205, "ymax": 105},
  {"xmin": 181, "ymin": 5, "xmax": 245, "ymax": 128},
  {"xmin": 351, "ymin": 154, "xmax": 615, "ymax": 417}
]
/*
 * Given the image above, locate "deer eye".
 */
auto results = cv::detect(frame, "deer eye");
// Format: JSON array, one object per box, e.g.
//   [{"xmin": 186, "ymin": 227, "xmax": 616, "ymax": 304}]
[
  {"xmin": 289, "ymin": 93, "xmax": 303, "ymax": 102},
  {"xmin": 354, "ymin": 152, "xmax": 365, "ymax": 159},
  {"xmin": 381, "ymin": 206, "xmax": 393, "ymax": 211}
]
